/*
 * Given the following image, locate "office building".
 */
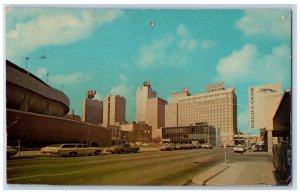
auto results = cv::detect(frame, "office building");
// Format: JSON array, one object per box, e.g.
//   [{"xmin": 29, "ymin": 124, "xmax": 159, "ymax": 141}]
[
  {"xmin": 82, "ymin": 90, "xmax": 103, "ymax": 125},
  {"xmin": 165, "ymin": 82, "xmax": 237, "ymax": 145},
  {"xmin": 248, "ymin": 83, "xmax": 282, "ymax": 129},
  {"xmin": 162, "ymin": 122, "xmax": 219, "ymax": 146},
  {"xmin": 120, "ymin": 122, "xmax": 152, "ymax": 143},
  {"xmin": 248, "ymin": 83, "xmax": 283, "ymax": 154},
  {"xmin": 165, "ymin": 87, "xmax": 190, "ymax": 127},
  {"xmin": 146, "ymin": 97, "xmax": 168, "ymax": 130},
  {"xmin": 103, "ymin": 95, "xmax": 126, "ymax": 126},
  {"xmin": 136, "ymin": 81, "xmax": 157, "ymax": 123}
]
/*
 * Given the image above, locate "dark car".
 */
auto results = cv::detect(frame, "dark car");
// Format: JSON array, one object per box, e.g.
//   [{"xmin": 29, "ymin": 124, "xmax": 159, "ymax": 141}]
[{"xmin": 106, "ymin": 143, "xmax": 140, "ymax": 154}]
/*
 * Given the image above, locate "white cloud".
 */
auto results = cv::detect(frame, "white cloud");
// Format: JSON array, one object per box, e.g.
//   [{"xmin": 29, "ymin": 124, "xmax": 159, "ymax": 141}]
[
  {"xmin": 94, "ymin": 93, "xmax": 103, "ymax": 101},
  {"xmin": 6, "ymin": 9, "xmax": 123, "ymax": 61},
  {"xmin": 35, "ymin": 67, "xmax": 48, "ymax": 79},
  {"xmin": 136, "ymin": 24, "xmax": 217, "ymax": 69},
  {"xmin": 215, "ymin": 43, "xmax": 291, "ymax": 84},
  {"xmin": 236, "ymin": 10, "xmax": 291, "ymax": 39},
  {"xmin": 177, "ymin": 24, "xmax": 197, "ymax": 50},
  {"xmin": 34, "ymin": 67, "xmax": 90, "ymax": 86},
  {"xmin": 136, "ymin": 33, "xmax": 176, "ymax": 68},
  {"xmin": 200, "ymin": 40, "xmax": 217, "ymax": 49},
  {"xmin": 216, "ymin": 44, "xmax": 257, "ymax": 82},
  {"xmin": 119, "ymin": 74, "xmax": 127, "ymax": 81},
  {"xmin": 50, "ymin": 72, "xmax": 90, "ymax": 85},
  {"xmin": 109, "ymin": 74, "xmax": 133, "ymax": 97}
]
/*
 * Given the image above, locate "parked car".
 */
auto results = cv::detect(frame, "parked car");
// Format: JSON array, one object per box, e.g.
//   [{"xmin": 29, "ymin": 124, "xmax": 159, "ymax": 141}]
[
  {"xmin": 255, "ymin": 142, "xmax": 265, "ymax": 152},
  {"xmin": 202, "ymin": 143, "xmax": 213, "ymax": 149},
  {"xmin": 7, "ymin": 146, "xmax": 18, "ymax": 158},
  {"xmin": 174, "ymin": 144, "xmax": 183, "ymax": 150},
  {"xmin": 40, "ymin": 143, "xmax": 103, "ymax": 157},
  {"xmin": 106, "ymin": 143, "xmax": 140, "ymax": 154},
  {"xmin": 233, "ymin": 144, "xmax": 247, "ymax": 153},
  {"xmin": 159, "ymin": 144, "xmax": 175, "ymax": 151},
  {"xmin": 194, "ymin": 144, "xmax": 202, "ymax": 149}
]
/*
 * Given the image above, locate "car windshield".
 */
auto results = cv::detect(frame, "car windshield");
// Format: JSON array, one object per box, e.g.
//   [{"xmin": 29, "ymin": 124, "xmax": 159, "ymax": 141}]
[{"xmin": 48, "ymin": 144, "xmax": 62, "ymax": 147}]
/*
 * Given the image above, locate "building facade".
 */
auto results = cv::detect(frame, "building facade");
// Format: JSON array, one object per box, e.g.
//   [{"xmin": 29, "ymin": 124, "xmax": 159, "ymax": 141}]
[
  {"xmin": 248, "ymin": 83, "xmax": 283, "ymax": 155},
  {"xmin": 7, "ymin": 60, "xmax": 111, "ymax": 147},
  {"xmin": 103, "ymin": 95, "xmax": 126, "ymax": 126},
  {"xmin": 136, "ymin": 81, "xmax": 157, "ymax": 123},
  {"xmin": 146, "ymin": 97, "xmax": 168, "ymax": 130},
  {"xmin": 82, "ymin": 97, "xmax": 103, "ymax": 125},
  {"xmin": 162, "ymin": 122, "xmax": 219, "ymax": 146},
  {"xmin": 120, "ymin": 122, "xmax": 152, "ymax": 143},
  {"xmin": 165, "ymin": 83, "xmax": 237, "ymax": 145},
  {"xmin": 165, "ymin": 88, "xmax": 190, "ymax": 127},
  {"xmin": 248, "ymin": 83, "xmax": 282, "ymax": 129}
]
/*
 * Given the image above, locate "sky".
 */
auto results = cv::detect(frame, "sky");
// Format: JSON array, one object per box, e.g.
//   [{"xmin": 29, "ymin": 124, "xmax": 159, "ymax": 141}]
[{"xmin": 5, "ymin": 7, "xmax": 292, "ymax": 134}]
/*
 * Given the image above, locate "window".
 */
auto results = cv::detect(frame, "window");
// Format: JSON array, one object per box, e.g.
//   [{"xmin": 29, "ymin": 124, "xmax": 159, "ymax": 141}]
[
  {"xmin": 62, "ymin": 144, "xmax": 77, "ymax": 148},
  {"xmin": 76, "ymin": 144, "xmax": 83, "ymax": 148}
]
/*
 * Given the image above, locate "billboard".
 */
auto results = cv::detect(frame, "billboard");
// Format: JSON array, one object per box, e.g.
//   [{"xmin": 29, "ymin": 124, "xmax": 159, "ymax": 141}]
[{"xmin": 248, "ymin": 83, "xmax": 282, "ymax": 129}]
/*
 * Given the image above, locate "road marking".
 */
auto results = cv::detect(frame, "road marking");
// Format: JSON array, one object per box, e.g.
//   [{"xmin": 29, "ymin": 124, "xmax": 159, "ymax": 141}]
[
  {"xmin": 7, "ymin": 164, "xmax": 57, "ymax": 169},
  {"xmin": 7, "ymin": 170, "xmax": 89, "ymax": 181}
]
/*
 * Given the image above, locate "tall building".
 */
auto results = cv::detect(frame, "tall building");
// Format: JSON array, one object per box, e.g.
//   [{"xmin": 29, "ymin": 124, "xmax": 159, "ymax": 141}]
[
  {"xmin": 103, "ymin": 95, "xmax": 126, "ymax": 126},
  {"xmin": 165, "ymin": 82, "xmax": 237, "ymax": 145},
  {"xmin": 165, "ymin": 87, "xmax": 190, "ymax": 127},
  {"xmin": 136, "ymin": 81, "xmax": 157, "ymax": 123},
  {"xmin": 248, "ymin": 83, "xmax": 283, "ymax": 154},
  {"xmin": 146, "ymin": 97, "xmax": 168, "ymax": 130},
  {"xmin": 82, "ymin": 90, "xmax": 103, "ymax": 125},
  {"xmin": 248, "ymin": 83, "xmax": 282, "ymax": 129}
]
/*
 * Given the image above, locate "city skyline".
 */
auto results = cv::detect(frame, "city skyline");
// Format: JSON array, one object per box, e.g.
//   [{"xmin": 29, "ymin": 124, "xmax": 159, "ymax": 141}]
[{"xmin": 6, "ymin": 8, "xmax": 292, "ymax": 133}]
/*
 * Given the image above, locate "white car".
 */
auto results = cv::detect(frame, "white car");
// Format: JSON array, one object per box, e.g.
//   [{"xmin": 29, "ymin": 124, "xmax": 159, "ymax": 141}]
[
  {"xmin": 233, "ymin": 144, "xmax": 247, "ymax": 153},
  {"xmin": 40, "ymin": 143, "xmax": 103, "ymax": 157},
  {"xmin": 7, "ymin": 146, "xmax": 18, "ymax": 158}
]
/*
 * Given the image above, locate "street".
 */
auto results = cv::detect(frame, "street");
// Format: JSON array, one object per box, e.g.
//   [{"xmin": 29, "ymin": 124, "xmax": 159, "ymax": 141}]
[{"xmin": 7, "ymin": 148, "xmax": 235, "ymax": 186}]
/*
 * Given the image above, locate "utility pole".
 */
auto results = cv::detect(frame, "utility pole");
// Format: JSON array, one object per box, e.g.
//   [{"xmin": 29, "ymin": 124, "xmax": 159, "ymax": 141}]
[
  {"xmin": 46, "ymin": 72, "xmax": 49, "ymax": 85},
  {"xmin": 25, "ymin": 57, "xmax": 29, "ymax": 70},
  {"xmin": 223, "ymin": 137, "xmax": 227, "ymax": 164},
  {"xmin": 207, "ymin": 124, "xmax": 210, "ymax": 145}
]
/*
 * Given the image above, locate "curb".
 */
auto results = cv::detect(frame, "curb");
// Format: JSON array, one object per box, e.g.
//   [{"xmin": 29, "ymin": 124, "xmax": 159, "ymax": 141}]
[{"xmin": 192, "ymin": 163, "xmax": 230, "ymax": 185}]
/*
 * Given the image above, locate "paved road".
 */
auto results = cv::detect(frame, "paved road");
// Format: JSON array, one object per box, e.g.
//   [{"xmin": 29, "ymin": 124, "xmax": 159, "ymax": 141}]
[{"xmin": 7, "ymin": 148, "xmax": 235, "ymax": 186}]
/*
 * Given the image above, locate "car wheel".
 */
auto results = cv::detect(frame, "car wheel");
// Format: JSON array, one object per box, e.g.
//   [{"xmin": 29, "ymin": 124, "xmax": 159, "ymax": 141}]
[
  {"xmin": 94, "ymin": 150, "xmax": 101, "ymax": 155},
  {"xmin": 118, "ymin": 150, "xmax": 123, "ymax": 154},
  {"xmin": 69, "ymin": 152, "xmax": 77, "ymax": 157}
]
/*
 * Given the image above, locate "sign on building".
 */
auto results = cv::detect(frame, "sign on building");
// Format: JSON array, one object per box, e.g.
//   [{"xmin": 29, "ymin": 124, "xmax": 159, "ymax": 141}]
[{"xmin": 248, "ymin": 83, "xmax": 281, "ymax": 129}]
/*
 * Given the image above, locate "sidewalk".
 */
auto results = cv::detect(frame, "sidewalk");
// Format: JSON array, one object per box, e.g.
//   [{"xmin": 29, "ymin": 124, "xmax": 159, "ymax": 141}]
[{"xmin": 192, "ymin": 152, "xmax": 279, "ymax": 186}]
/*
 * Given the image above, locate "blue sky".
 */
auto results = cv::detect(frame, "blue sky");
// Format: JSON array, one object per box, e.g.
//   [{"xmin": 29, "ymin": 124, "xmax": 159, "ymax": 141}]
[{"xmin": 6, "ymin": 8, "xmax": 292, "ymax": 133}]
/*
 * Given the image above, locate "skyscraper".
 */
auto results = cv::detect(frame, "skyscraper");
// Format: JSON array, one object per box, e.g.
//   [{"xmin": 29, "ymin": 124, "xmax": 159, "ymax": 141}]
[
  {"xmin": 82, "ymin": 90, "xmax": 103, "ymax": 125},
  {"xmin": 165, "ymin": 82, "xmax": 237, "ymax": 145},
  {"xmin": 146, "ymin": 97, "xmax": 168, "ymax": 130},
  {"xmin": 165, "ymin": 87, "xmax": 190, "ymax": 127},
  {"xmin": 103, "ymin": 95, "xmax": 126, "ymax": 126},
  {"xmin": 136, "ymin": 81, "xmax": 157, "ymax": 123}
]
